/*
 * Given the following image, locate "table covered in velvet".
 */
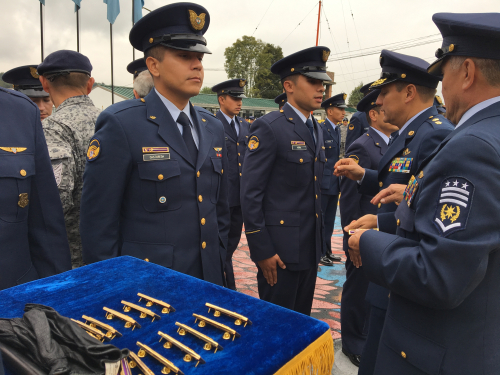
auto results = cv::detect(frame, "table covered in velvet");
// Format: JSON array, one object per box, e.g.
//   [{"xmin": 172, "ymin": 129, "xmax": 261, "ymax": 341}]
[{"xmin": 0, "ymin": 256, "xmax": 333, "ymax": 374}]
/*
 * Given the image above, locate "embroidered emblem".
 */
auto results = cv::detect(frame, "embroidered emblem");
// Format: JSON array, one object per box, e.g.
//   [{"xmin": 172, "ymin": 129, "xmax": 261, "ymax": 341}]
[
  {"xmin": 248, "ymin": 136, "xmax": 259, "ymax": 151},
  {"xmin": 0, "ymin": 147, "xmax": 27, "ymax": 154},
  {"xmin": 86, "ymin": 139, "xmax": 101, "ymax": 161},
  {"xmin": 434, "ymin": 178, "xmax": 474, "ymax": 236},
  {"xmin": 349, "ymin": 155, "xmax": 359, "ymax": 164},
  {"xmin": 239, "ymin": 80, "xmax": 246, "ymax": 88},
  {"xmin": 18, "ymin": 193, "xmax": 29, "ymax": 208},
  {"xmin": 29, "ymin": 67, "xmax": 39, "ymax": 79},
  {"xmin": 403, "ymin": 175, "xmax": 419, "ymax": 207},
  {"xmin": 371, "ymin": 78, "xmax": 387, "ymax": 87},
  {"xmin": 322, "ymin": 50, "xmax": 330, "ymax": 62},
  {"xmin": 188, "ymin": 10, "xmax": 206, "ymax": 31},
  {"xmin": 388, "ymin": 157, "xmax": 413, "ymax": 173},
  {"xmin": 143, "ymin": 147, "xmax": 169, "ymax": 153},
  {"xmin": 214, "ymin": 147, "xmax": 222, "ymax": 157},
  {"xmin": 349, "ymin": 125, "xmax": 354, "ymax": 130}
]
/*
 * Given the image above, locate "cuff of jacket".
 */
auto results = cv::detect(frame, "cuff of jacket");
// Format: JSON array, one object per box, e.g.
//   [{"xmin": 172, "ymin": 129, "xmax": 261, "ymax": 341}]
[
  {"xmin": 245, "ymin": 227, "xmax": 276, "ymax": 262},
  {"xmin": 359, "ymin": 230, "xmax": 398, "ymax": 288},
  {"xmin": 358, "ymin": 168, "xmax": 379, "ymax": 196}
]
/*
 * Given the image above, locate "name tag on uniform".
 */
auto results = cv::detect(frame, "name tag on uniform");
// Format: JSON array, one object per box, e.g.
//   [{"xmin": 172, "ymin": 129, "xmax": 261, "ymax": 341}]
[
  {"xmin": 388, "ymin": 157, "xmax": 413, "ymax": 173},
  {"xmin": 143, "ymin": 153, "xmax": 170, "ymax": 161},
  {"xmin": 291, "ymin": 141, "xmax": 306, "ymax": 151},
  {"xmin": 325, "ymin": 140, "xmax": 333, "ymax": 143}
]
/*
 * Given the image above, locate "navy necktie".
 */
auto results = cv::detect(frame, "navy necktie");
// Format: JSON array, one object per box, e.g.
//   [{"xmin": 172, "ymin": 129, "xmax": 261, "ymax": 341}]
[
  {"xmin": 177, "ymin": 112, "xmax": 198, "ymax": 164},
  {"xmin": 230, "ymin": 119, "xmax": 237, "ymax": 138},
  {"xmin": 305, "ymin": 118, "xmax": 316, "ymax": 146}
]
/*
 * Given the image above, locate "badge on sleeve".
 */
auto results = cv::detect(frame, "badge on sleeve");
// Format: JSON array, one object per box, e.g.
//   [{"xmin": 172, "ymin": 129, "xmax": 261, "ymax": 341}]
[
  {"xmin": 349, "ymin": 155, "xmax": 359, "ymax": 164},
  {"xmin": 434, "ymin": 177, "xmax": 474, "ymax": 237},
  {"xmin": 248, "ymin": 136, "xmax": 259, "ymax": 151},
  {"xmin": 86, "ymin": 138, "xmax": 101, "ymax": 161}
]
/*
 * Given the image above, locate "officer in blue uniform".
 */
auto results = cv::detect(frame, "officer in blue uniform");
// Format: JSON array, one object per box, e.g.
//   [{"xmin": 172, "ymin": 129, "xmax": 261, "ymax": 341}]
[
  {"xmin": 319, "ymin": 93, "xmax": 345, "ymax": 266},
  {"xmin": 2, "ymin": 65, "xmax": 54, "ymax": 122},
  {"xmin": 335, "ymin": 50, "xmax": 454, "ymax": 375},
  {"xmin": 0, "ymin": 87, "xmax": 71, "ymax": 291},
  {"xmin": 274, "ymin": 92, "xmax": 287, "ymax": 110},
  {"xmin": 338, "ymin": 89, "xmax": 398, "ymax": 366},
  {"xmin": 345, "ymin": 82, "xmax": 372, "ymax": 150},
  {"xmin": 241, "ymin": 46, "xmax": 330, "ymax": 315},
  {"xmin": 212, "ymin": 78, "xmax": 250, "ymax": 289},
  {"xmin": 126, "ymin": 58, "xmax": 147, "ymax": 80},
  {"xmin": 80, "ymin": 2, "xmax": 230, "ymax": 286},
  {"xmin": 348, "ymin": 12, "xmax": 500, "ymax": 375}
]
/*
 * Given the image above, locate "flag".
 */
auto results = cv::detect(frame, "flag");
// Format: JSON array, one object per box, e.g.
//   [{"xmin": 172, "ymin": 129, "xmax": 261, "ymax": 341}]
[
  {"xmin": 103, "ymin": 0, "xmax": 120, "ymax": 24},
  {"xmin": 39, "ymin": 0, "xmax": 45, "ymax": 4},
  {"xmin": 133, "ymin": 0, "xmax": 144, "ymax": 23},
  {"xmin": 72, "ymin": 0, "xmax": 82, "ymax": 11}
]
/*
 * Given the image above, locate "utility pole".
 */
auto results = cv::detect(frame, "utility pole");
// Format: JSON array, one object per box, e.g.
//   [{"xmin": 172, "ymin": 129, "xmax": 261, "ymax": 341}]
[{"xmin": 316, "ymin": 1, "xmax": 322, "ymax": 46}]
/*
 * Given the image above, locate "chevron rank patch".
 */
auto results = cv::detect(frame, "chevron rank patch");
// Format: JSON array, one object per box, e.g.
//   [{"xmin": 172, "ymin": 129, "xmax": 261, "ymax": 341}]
[
  {"xmin": 434, "ymin": 177, "xmax": 474, "ymax": 237},
  {"xmin": 389, "ymin": 157, "xmax": 413, "ymax": 173}
]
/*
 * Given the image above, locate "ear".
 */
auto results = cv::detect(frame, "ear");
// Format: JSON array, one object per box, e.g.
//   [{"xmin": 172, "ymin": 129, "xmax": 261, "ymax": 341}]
[
  {"xmin": 86, "ymin": 77, "xmax": 95, "ymax": 95},
  {"xmin": 404, "ymin": 84, "xmax": 417, "ymax": 104},
  {"xmin": 133, "ymin": 89, "xmax": 140, "ymax": 99},
  {"xmin": 368, "ymin": 109, "xmax": 377, "ymax": 123},
  {"xmin": 146, "ymin": 56, "xmax": 160, "ymax": 78},
  {"xmin": 283, "ymin": 79, "xmax": 294, "ymax": 94},
  {"xmin": 39, "ymin": 76, "xmax": 50, "ymax": 93},
  {"xmin": 461, "ymin": 58, "xmax": 476, "ymax": 91}
]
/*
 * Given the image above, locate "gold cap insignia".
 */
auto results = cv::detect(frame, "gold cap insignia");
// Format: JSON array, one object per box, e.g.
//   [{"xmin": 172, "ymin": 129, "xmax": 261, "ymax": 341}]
[
  {"xmin": 29, "ymin": 67, "xmax": 39, "ymax": 79},
  {"xmin": 188, "ymin": 10, "xmax": 206, "ymax": 31},
  {"xmin": 343, "ymin": 94, "xmax": 347, "ymax": 101},
  {"xmin": 248, "ymin": 136, "xmax": 259, "ymax": 151},
  {"xmin": 322, "ymin": 50, "xmax": 330, "ymax": 62},
  {"xmin": 87, "ymin": 139, "xmax": 101, "ymax": 161},
  {"xmin": 239, "ymin": 80, "xmax": 246, "ymax": 88},
  {"xmin": 370, "ymin": 78, "xmax": 387, "ymax": 88}
]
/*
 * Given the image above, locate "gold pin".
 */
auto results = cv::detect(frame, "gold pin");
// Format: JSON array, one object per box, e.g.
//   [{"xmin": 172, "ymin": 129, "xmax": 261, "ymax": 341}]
[
  {"xmin": 289, "ymin": 118, "xmax": 293, "ymax": 121},
  {"xmin": 128, "ymin": 352, "xmax": 155, "ymax": 375},
  {"xmin": 408, "ymin": 131, "xmax": 415, "ymax": 136},
  {"xmin": 137, "ymin": 293, "xmax": 176, "ymax": 314},
  {"xmin": 202, "ymin": 118, "xmax": 207, "ymax": 122},
  {"xmin": 418, "ymin": 171, "xmax": 424, "ymax": 178},
  {"xmin": 193, "ymin": 314, "xmax": 241, "ymax": 341},
  {"xmin": 71, "ymin": 319, "xmax": 111, "ymax": 342},
  {"xmin": 136, "ymin": 342, "xmax": 184, "ymax": 375},
  {"xmin": 141, "ymin": 98, "xmax": 145, "ymax": 102},
  {"xmin": 401, "ymin": 73, "xmax": 406, "ymax": 78},
  {"xmin": 449, "ymin": 44, "xmax": 455, "ymax": 52},
  {"xmin": 158, "ymin": 331, "xmax": 205, "ymax": 367},
  {"xmin": 175, "ymin": 322, "xmax": 223, "ymax": 353},
  {"xmin": 150, "ymin": 116, "xmax": 156, "ymax": 120},
  {"xmin": 206, "ymin": 303, "xmax": 252, "ymax": 327},
  {"xmin": 149, "ymin": 38, "xmax": 154, "ymax": 43},
  {"xmin": 121, "ymin": 301, "xmax": 161, "ymax": 322},
  {"xmin": 82, "ymin": 315, "xmax": 122, "ymax": 339},
  {"xmin": 103, "ymin": 307, "xmax": 141, "ymax": 330}
]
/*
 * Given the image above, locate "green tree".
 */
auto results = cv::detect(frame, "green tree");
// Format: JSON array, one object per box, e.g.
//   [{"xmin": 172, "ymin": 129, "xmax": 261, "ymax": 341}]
[
  {"xmin": 348, "ymin": 82, "xmax": 364, "ymax": 107},
  {"xmin": 200, "ymin": 86, "xmax": 213, "ymax": 94},
  {"xmin": 224, "ymin": 36, "xmax": 265, "ymax": 97},
  {"xmin": 253, "ymin": 43, "xmax": 284, "ymax": 99},
  {"xmin": 0, "ymin": 73, "xmax": 12, "ymax": 88}
]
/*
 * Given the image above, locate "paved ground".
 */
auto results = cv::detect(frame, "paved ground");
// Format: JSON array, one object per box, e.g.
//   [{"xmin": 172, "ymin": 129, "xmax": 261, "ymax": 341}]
[{"xmin": 233, "ymin": 212, "xmax": 358, "ymax": 374}]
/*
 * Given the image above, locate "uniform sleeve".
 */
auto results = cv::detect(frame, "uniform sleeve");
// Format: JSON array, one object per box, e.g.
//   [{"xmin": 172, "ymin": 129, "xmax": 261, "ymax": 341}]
[
  {"xmin": 345, "ymin": 113, "xmax": 366, "ymax": 150},
  {"xmin": 80, "ymin": 111, "xmax": 133, "ymax": 264},
  {"xmin": 241, "ymin": 119, "xmax": 278, "ymax": 262},
  {"xmin": 358, "ymin": 168, "xmax": 379, "ymax": 196},
  {"xmin": 360, "ymin": 135, "xmax": 500, "ymax": 309},
  {"xmin": 216, "ymin": 123, "xmax": 230, "ymax": 252},
  {"xmin": 28, "ymin": 111, "xmax": 71, "ymax": 276}
]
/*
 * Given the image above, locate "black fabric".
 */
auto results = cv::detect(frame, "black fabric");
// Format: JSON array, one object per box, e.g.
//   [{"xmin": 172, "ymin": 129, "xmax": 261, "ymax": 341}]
[
  {"xmin": 358, "ymin": 306, "xmax": 387, "ymax": 375},
  {"xmin": 305, "ymin": 118, "xmax": 316, "ymax": 147},
  {"xmin": 225, "ymin": 205, "xmax": 243, "ymax": 290},
  {"xmin": 321, "ymin": 194, "xmax": 338, "ymax": 256},
  {"xmin": 229, "ymin": 119, "xmax": 237, "ymax": 139},
  {"xmin": 177, "ymin": 112, "xmax": 198, "ymax": 164},
  {"xmin": 0, "ymin": 342, "xmax": 46, "ymax": 375},
  {"xmin": 0, "ymin": 304, "xmax": 128, "ymax": 375}
]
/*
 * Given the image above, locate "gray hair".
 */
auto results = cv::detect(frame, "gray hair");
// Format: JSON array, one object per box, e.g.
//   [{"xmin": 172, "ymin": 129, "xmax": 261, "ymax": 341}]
[
  {"xmin": 133, "ymin": 70, "xmax": 154, "ymax": 98},
  {"xmin": 448, "ymin": 56, "xmax": 500, "ymax": 87}
]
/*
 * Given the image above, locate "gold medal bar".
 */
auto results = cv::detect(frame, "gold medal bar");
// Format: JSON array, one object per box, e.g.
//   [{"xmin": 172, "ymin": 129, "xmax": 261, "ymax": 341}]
[
  {"xmin": 205, "ymin": 303, "xmax": 252, "ymax": 327},
  {"xmin": 175, "ymin": 322, "xmax": 223, "ymax": 353},
  {"xmin": 193, "ymin": 314, "xmax": 241, "ymax": 341},
  {"xmin": 103, "ymin": 307, "xmax": 141, "ymax": 330},
  {"xmin": 128, "ymin": 352, "xmax": 155, "ymax": 375},
  {"xmin": 71, "ymin": 319, "xmax": 110, "ymax": 342},
  {"xmin": 136, "ymin": 341, "xmax": 184, "ymax": 375},
  {"xmin": 82, "ymin": 315, "xmax": 122, "ymax": 339},
  {"xmin": 121, "ymin": 300, "xmax": 161, "ymax": 322},
  {"xmin": 158, "ymin": 331, "xmax": 205, "ymax": 367},
  {"xmin": 137, "ymin": 293, "xmax": 176, "ymax": 314}
]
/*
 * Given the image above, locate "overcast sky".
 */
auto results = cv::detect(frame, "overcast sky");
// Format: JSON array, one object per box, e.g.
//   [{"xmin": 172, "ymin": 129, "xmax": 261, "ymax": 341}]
[{"xmin": 1, "ymin": 0, "xmax": 497, "ymax": 101}]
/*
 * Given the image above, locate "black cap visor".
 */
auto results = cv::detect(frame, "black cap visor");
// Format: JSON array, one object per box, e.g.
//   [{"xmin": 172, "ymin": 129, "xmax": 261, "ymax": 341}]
[{"xmin": 152, "ymin": 34, "xmax": 211, "ymax": 54}]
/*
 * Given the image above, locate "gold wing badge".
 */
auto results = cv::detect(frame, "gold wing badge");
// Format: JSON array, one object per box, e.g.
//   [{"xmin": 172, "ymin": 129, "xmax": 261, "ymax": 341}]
[{"xmin": 188, "ymin": 10, "xmax": 206, "ymax": 31}]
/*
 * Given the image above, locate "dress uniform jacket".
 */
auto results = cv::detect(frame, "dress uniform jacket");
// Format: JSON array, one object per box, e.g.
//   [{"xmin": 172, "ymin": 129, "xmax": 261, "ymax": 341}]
[
  {"xmin": 241, "ymin": 104, "xmax": 325, "ymax": 271},
  {"xmin": 0, "ymin": 88, "xmax": 71, "ymax": 290},
  {"xmin": 359, "ymin": 107, "xmax": 453, "ymax": 310},
  {"xmin": 320, "ymin": 119, "xmax": 340, "ymax": 196},
  {"xmin": 345, "ymin": 111, "xmax": 369, "ymax": 151},
  {"xmin": 360, "ymin": 101, "xmax": 500, "ymax": 375},
  {"xmin": 80, "ymin": 90, "xmax": 230, "ymax": 286},
  {"xmin": 215, "ymin": 111, "xmax": 250, "ymax": 207}
]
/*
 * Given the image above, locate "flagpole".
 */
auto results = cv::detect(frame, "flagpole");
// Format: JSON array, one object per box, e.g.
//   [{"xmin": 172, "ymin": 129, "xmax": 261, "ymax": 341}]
[
  {"xmin": 110, "ymin": 23, "xmax": 114, "ymax": 104},
  {"xmin": 132, "ymin": 0, "xmax": 135, "ymax": 60},
  {"xmin": 76, "ymin": 8, "xmax": 80, "ymax": 52},
  {"xmin": 40, "ymin": 2, "xmax": 44, "ymax": 61}
]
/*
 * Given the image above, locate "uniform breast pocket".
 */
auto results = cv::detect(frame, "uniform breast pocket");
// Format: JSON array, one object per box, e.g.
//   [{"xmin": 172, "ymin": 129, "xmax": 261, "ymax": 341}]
[
  {"xmin": 285, "ymin": 151, "xmax": 313, "ymax": 187},
  {"xmin": 137, "ymin": 160, "xmax": 181, "ymax": 212},
  {"xmin": 0, "ymin": 154, "xmax": 35, "ymax": 223},
  {"xmin": 210, "ymin": 157, "xmax": 223, "ymax": 203}
]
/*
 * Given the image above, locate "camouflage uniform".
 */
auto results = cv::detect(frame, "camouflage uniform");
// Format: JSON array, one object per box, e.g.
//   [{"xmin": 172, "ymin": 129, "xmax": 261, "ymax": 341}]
[
  {"xmin": 339, "ymin": 123, "xmax": 348, "ymax": 157},
  {"xmin": 42, "ymin": 95, "xmax": 100, "ymax": 268}
]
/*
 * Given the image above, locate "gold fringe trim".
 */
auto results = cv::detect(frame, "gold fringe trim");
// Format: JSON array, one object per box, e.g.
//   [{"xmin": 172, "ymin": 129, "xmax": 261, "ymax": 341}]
[{"xmin": 274, "ymin": 329, "xmax": 334, "ymax": 375}]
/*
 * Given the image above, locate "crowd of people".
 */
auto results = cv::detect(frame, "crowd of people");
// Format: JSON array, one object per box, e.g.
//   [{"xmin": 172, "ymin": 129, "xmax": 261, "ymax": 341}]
[{"xmin": 1, "ymin": 3, "xmax": 499, "ymax": 374}]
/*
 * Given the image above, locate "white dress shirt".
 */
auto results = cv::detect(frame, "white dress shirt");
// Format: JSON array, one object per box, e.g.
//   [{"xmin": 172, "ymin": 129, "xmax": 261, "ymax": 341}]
[
  {"xmin": 455, "ymin": 96, "xmax": 500, "ymax": 129},
  {"xmin": 221, "ymin": 111, "xmax": 239, "ymax": 137}
]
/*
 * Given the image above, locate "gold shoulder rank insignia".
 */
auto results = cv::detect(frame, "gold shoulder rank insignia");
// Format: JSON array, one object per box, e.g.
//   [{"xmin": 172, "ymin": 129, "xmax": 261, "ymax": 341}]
[
  {"xmin": 248, "ymin": 136, "xmax": 259, "ymax": 151},
  {"xmin": 87, "ymin": 139, "xmax": 101, "ymax": 161},
  {"xmin": 29, "ymin": 67, "xmax": 39, "ymax": 79},
  {"xmin": 188, "ymin": 10, "xmax": 206, "ymax": 31},
  {"xmin": 322, "ymin": 50, "xmax": 330, "ymax": 62},
  {"xmin": 239, "ymin": 80, "xmax": 246, "ymax": 88},
  {"xmin": 0, "ymin": 147, "xmax": 27, "ymax": 154},
  {"xmin": 343, "ymin": 93, "xmax": 347, "ymax": 101}
]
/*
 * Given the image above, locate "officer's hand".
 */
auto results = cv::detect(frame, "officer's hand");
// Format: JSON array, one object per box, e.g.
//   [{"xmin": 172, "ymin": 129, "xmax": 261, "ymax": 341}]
[
  {"xmin": 371, "ymin": 184, "xmax": 406, "ymax": 206},
  {"xmin": 333, "ymin": 158, "xmax": 365, "ymax": 180},
  {"xmin": 258, "ymin": 254, "xmax": 286, "ymax": 286},
  {"xmin": 344, "ymin": 214, "xmax": 377, "ymax": 232},
  {"xmin": 348, "ymin": 231, "xmax": 363, "ymax": 268}
]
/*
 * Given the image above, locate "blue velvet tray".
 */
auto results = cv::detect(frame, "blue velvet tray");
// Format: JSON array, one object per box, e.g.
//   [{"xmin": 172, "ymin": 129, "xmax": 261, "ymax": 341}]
[{"xmin": 0, "ymin": 257, "xmax": 330, "ymax": 374}]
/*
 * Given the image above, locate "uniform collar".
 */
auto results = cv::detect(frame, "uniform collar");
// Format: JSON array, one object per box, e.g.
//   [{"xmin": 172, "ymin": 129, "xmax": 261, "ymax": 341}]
[
  {"xmin": 285, "ymin": 102, "xmax": 311, "ymax": 124},
  {"xmin": 399, "ymin": 106, "xmax": 432, "ymax": 135},
  {"xmin": 154, "ymin": 88, "xmax": 193, "ymax": 125},
  {"xmin": 55, "ymin": 95, "xmax": 93, "ymax": 112},
  {"xmin": 455, "ymin": 96, "xmax": 500, "ymax": 129},
  {"xmin": 221, "ymin": 111, "xmax": 235, "ymax": 124},
  {"xmin": 325, "ymin": 118, "xmax": 337, "ymax": 129},
  {"xmin": 370, "ymin": 126, "xmax": 390, "ymax": 144}
]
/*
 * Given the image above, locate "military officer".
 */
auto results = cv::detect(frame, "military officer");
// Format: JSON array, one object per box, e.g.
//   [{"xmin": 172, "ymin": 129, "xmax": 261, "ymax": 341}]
[
  {"xmin": 2, "ymin": 65, "xmax": 54, "ymax": 122},
  {"xmin": 80, "ymin": 3, "xmax": 230, "ymax": 286},
  {"xmin": 241, "ymin": 46, "xmax": 330, "ymax": 315},
  {"xmin": 36, "ymin": 50, "xmax": 100, "ymax": 269},
  {"xmin": 212, "ymin": 78, "xmax": 250, "ymax": 289},
  {"xmin": 345, "ymin": 82, "xmax": 372, "ymax": 150},
  {"xmin": 338, "ymin": 89, "xmax": 398, "ymax": 367},
  {"xmin": 274, "ymin": 92, "xmax": 287, "ymax": 110},
  {"xmin": 319, "ymin": 93, "xmax": 346, "ymax": 266},
  {"xmin": 127, "ymin": 58, "xmax": 153, "ymax": 99},
  {"xmin": 248, "ymin": 115, "xmax": 255, "ymax": 124},
  {"xmin": 348, "ymin": 12, "xmax": 500, "ymax": 375},
  {"xmin": 0, "ymin": 86, "xmax": 71, "ymax": 291},
  {"xmin": 335, "ymin": 50, "xmax": 454, "ymax": 375}
]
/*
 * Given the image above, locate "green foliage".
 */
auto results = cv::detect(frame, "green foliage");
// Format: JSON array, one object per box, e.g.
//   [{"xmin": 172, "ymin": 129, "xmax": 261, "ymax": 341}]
[
  {"xmin": 0, "ymin": 73, "xmax": 12, "ymax": 88},
  {"xmin": 348, "ymin": 82, "xmax": 364, "ymax": 107},
  {"xmin": 253, "ymin": 43, "xmax": 284, "ymax": 99},
  {"xmin": 200, "ymin": 86, "xmax": 213, "ymax": 95}
]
